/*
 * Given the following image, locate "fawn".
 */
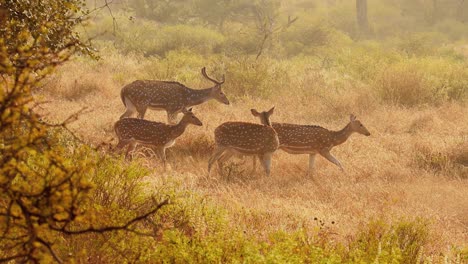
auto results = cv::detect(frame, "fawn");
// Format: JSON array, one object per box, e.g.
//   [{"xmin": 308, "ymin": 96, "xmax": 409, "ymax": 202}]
[{"xmin": 114, "ymin": 108, "xmax": 202, "ymax": 168}]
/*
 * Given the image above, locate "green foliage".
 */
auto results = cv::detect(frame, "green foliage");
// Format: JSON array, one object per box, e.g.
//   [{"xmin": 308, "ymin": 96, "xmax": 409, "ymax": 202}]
[
  {"xmin": 0, "ymin": 3, "xmax": 168, "ymax": 262},
  {"xmin": 0, "ymin": 3, "xmax": 95, "ymax": 261},
  {"xmin": 280, "ymin": 13, "xmax": 333, "ymax": 57},
  {"xmin": 2, "ymin": 0, "xmax": 467, "ymax": 261},
  {"xmin": 224, "ymin": 57, "xmax": 291, "ymax": 98},
  {"xmin": 0, "ymin": 0, "xmax": 94, "ymax": 66},
  {"xmin": 104, "ymin": 15, "xmax": 225, "ymax": 56},
  {"xmin": 375, "ymin": 57, "xmax": 468, "ymax": 106},
  {"xmin": 82, "ymin": 160, "xmax": 442, "ymax": 263},
  {"xmin": 347, "ymin": 218, "xmax": 430, "ymax": 263}
]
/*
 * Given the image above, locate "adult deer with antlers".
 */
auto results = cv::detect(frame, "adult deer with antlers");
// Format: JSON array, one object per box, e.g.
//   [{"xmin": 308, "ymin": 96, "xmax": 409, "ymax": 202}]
[
  {"xmin": 114, "ymin": 108, "xmax": 202, "ymax": 168},
  {"xmin": 208, "ymin": 107, "xmax": 279, "ymax": 177},
  {"xmin": 120, "ymin": 67, "xmax": 229, "ymax": 123}
]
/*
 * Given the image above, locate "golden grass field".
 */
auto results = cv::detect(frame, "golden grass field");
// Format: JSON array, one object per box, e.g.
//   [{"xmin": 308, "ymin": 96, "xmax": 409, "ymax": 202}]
[{"xmin": 36, "ymin": 53, "xmax": 468, "ymax": 256}]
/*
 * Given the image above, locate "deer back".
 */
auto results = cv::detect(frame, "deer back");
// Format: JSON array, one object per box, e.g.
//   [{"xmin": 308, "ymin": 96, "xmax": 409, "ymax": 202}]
[
  {"xmin": 272, "ymin": 123, "xmax": 334, "ymax": 151},
  {"xmin": 114, "ymin": 118, "xmax": 175, "ymax": 146},
  {"xmin": 215, "ymin": 122, "xmax": 279, "ymax": 154},
  {"xmin": 121, "ymin": 80, "xmax": 190, "ymax": 110}
]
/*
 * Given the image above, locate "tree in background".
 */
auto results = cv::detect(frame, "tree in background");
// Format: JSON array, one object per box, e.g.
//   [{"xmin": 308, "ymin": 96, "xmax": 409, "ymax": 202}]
[
  {"xmin": 125, "ymin": 0, "xmax": 282, "ymax": 30},
  {"xmin": 0, "ymin": 1, "xmax": 168, "ymax": 262},
  {"xmin": 356, "ymin": 0, "xmax": 369, "ymax": 36}
]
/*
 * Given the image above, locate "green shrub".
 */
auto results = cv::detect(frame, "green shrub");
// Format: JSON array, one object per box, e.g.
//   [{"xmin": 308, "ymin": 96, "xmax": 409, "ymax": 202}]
[
  {"xmin": 280, "ymin": 13, "xmax": 332, "ymax": 57},
  {"xmin": 397, "ymin": 33, "xmax": 441, "ymax": 57},
  {"xmin": 416, "ymin": 57, "xmax": 468, "ymax": 102},
  {"xmin": 347, "ymin": 218, "xmax": 430, "ymax": 263},
  {"xmin": 334, "ymin": 42, "xmax": 402, "ymax": 82},
  {"xmin": 223, "ymin": 23, "xmax": 262, "ymax": 56},
  {"xmin": 95, "ymin": 14, "xmax": 225, "ymax": 57},
  {"xmin": 433, "ymin": 19, "xmax": 468, "ymax": 41},
  {"xmin": 224, "ymin": 57, "xmax": 291, "ymax": 98}
]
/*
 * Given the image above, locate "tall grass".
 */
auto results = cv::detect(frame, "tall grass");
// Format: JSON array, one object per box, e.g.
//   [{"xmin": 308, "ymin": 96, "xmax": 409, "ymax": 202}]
[
  {"xmin": 36, "ymin": 13, "xmax": 468, "ymax": 260},
  {"xmin": 37, "ymin": 44, "xmax": 468, "ymax": 261}
]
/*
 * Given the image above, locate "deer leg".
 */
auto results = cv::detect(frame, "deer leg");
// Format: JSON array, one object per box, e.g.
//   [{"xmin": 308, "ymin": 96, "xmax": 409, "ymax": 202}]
[
  {"xmin": 120, "ymin": 98, "xmax": 137, "ymax": 119},
  {"xmin": 320, "ymin": 151, "xmax": 344, "ymax": 172},
  {"xmin": 208, "ymin": 146, "xmax": 226, "ymax": 175},
  {"xmin": 217, "ymin": 150, "xmax": 234, "ymax": 170},
  {"xmin": 252, "ymin": 156, "xmax": 257, "ymax": 174},
  {"xmin": 137, "ymin": 107, "xmax": 147, "ymax": 119},
  {"xmin": 115, "ymin": 139, "xmax": 130, "ymax": 153},
  {"xmin": 167, "ymin": 112, "xmax": 179, "ymax": 125},
  {"xmin": 156, "ymin": 147, "xmax": 167, "ymax": 170},
  {"xmin": 259, "ymin": 152, "xmax": 273, "ymax": 177},
  {"xmin": 307, "ymin": 154, "xmax": 316, "ymax": 177},
  {"xmin": 125, "ymin": 141, "xmax": 137, "ymax": 160}
]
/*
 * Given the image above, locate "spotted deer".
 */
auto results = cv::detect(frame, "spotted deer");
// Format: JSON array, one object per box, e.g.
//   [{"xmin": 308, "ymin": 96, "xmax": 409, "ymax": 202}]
[
  {"xmin": 208, "ymin": 107, "xmax": 279, "ymax": 177},
  {"xmin": 257, "ymin": 114, "xmax": 370, "ymax": 175},
  {"xmin": 114, "ymin": 108, "xmax": 202, "ymax": 168},
  {"xmin": 120, "ymin": 67, "xmax": 229, "ymax": 123}
]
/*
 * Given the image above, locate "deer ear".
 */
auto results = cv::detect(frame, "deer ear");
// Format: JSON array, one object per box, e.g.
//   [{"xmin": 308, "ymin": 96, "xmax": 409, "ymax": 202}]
[
  {"xmin": 188, "ymin": 108, "xmax": 193, "ymax": 112},
  {"xmin": 267, "ymin": 106, "xmax": 275, "ymax": 115},
  {"xmin": 251, "ymin": 109, "xmax": 260, "ymax": 116},
  {"xmin": 350, "ymin": 114, "xmax": 356, "ymax": 121}
]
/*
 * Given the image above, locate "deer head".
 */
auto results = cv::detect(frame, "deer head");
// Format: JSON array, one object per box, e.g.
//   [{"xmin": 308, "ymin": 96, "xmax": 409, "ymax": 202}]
[
  {"xmin": 180, "ymin": 108, "xmax": 203, "ymax": 126},
  {"xmin": 202, "ymin": 67, "xmax": 229, "ymax": 105},
  {"xmin": 251, "ymin": 106, "xmax": 275, "ymax": 126},
  {"xmin": 349, "ymin": 114, "xmax": 370, "ymax": 136}
]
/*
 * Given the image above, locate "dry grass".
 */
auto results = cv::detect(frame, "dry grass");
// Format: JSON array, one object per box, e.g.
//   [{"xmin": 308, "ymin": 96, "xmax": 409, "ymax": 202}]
[{"xmin": 36, "ymin": 57, "xmax": 468, "ymax": 255}]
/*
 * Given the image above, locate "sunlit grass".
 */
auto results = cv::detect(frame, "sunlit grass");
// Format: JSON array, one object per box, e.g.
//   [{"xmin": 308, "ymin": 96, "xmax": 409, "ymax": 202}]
[{"xmin": 37, "ymin": 46, "xmax": 468, "ymax": 261}]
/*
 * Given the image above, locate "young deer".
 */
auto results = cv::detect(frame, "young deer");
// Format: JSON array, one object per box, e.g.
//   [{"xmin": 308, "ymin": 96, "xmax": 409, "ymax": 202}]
[
  {"xmin": 114, "ymin": 108, "xmax": 202, "ymax": 168},
  {"xmin": 120, "ymin": 67, "xmax": 229, "ymax": 123},
  {"xmin": 265, "ymin": 114, "xmax": 370, "ymax": 175},
  {"xmin": 208, "ymin": 107, "xmax": 279, "ymax": 177}
]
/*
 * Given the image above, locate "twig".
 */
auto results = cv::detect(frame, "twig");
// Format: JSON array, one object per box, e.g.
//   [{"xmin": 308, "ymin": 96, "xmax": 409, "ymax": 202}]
[
  {"xmin": 37, "ymin": 238, "xmax": 63, "ymax": 264},
  {"xmin": 50, "ymin": 199, "xmax": 169, "ymax": 235}
]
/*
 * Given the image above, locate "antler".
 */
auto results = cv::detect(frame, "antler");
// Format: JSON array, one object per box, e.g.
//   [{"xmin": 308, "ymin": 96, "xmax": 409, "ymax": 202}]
[{"xmin": 201, "ymin": 67, "xmax": 225, "ymax": 85}]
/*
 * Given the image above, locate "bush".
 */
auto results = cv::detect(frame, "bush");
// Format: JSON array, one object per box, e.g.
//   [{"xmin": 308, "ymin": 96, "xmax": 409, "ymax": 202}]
[
  {"xmin": 223, "ymin": 57, "xmax": 291, "ymax": 98},
  {"xmin": 57, "ymin": 154, "xmax": 448, "ymax": 263},
  {"xmin": 347, "ymin": 218, "xmax": 430, "ymax": 263},
  {"xmin": 413, "ymin": 141, "xmax": 468, "ymax": 179},
  {"xmin": 376, "ymin": 64, "xmax": 433, "ymax": 107},
  {"xmin": 397, "ymin": 33, "xmax": 441, "ymax": 57},
  {"xmin": 433, "ymin": 19, "xmax": 468, "ymax": 41},
  {"xmin": 280, "ymin": 13, "xmax": 332, "ymax": 57},
  {"xmin": 96, "ymin": 14, "xmax": 225, "ymax": 57}
]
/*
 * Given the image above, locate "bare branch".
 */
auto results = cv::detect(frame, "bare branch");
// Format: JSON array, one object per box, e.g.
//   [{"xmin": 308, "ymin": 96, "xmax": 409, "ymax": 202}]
[
  {"xmin": 40, "ymin": 106, "xmax": 94, "ymax": 146},
  {"xmin": 0, "ymin": 254, "xmax": 29, "ymax": 262},
  {"xmin": 50, "ymin": 199, "xmax": 169, "ymax": 235},
  {"xmin": 37, "ymin": 238, "xmax": 63, "ymax": 264}
]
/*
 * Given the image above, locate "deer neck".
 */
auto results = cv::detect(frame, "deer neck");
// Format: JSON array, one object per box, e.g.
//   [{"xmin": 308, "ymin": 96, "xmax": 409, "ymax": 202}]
[
  {"xmin": 331, "ymin": 123, "xmax": 354, "ymax": 147},
  {"xmin": 259, "ymin": 113, "xmax": 272, "ymax": 127},
  {"xmin": 187, "ymin": 87, "xmax": 213, "ymax": 107},
  {"xmin": 170, "ymin": 120, "xmax": 190, "ymax": 139}
]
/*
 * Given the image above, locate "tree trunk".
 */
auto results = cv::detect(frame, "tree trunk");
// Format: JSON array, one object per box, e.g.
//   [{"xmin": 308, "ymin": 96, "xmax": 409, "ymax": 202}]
[
  {"xmin": 356, "ymin": 0, "xmax": 369, "ymax": 35},
  {"xmin": 432, "ymin": 0, "xmax": 438, "ymax": 24},
  {"xmin": 457, "ymin": 0, "xmax": 466, "ymax": 22}
]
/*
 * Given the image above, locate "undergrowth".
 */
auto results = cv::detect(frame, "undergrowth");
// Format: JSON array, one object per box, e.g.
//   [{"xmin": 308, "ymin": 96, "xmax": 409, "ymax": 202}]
[{"xmin": 64, "ymin": 156, "xmax": 465, "ymax": 263}]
